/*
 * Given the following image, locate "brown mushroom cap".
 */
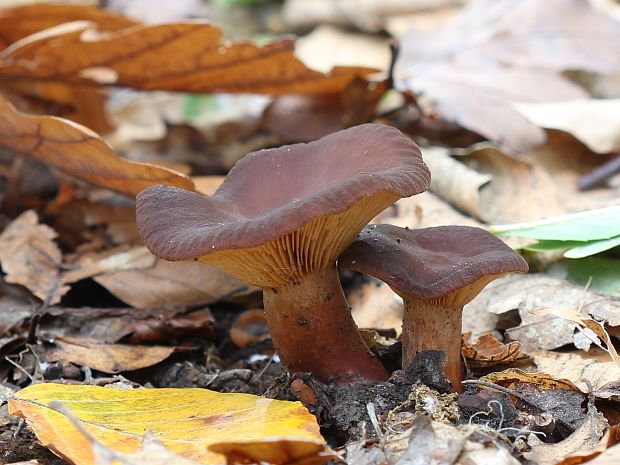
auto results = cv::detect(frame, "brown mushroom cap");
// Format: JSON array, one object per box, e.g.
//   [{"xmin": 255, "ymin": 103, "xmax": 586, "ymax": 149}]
[
  {"xmin": 339, "ymin": 224, "xmax": 529, "ymax": 303},
  {"xmin": 137, "ymin": 124, "xmax": 430, "ymax": 287}
]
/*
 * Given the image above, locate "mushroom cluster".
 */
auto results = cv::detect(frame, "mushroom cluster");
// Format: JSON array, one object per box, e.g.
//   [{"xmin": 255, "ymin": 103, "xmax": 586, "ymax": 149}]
[
  {"xmin": 136, "ymin": 124, "xmax": 430, "ymax": 383},
  {"xmin": 136, "ymin": 123, "xmax": 528, "ymax": 389}
]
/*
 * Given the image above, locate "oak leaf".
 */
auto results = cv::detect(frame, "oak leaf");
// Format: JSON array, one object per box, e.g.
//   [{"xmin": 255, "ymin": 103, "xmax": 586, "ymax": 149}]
[{"xmin": 0, "ymin": 21, "xmax": 376, "ymax": 95}]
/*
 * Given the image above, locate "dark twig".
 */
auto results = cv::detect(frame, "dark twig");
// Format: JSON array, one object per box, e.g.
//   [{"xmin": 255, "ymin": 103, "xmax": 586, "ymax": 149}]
[
  {"xmin": 577, "ymin": 153, "xmax": 620, "ymax": 190},
  {"xmin": 387, "ymin": 40, "xmax": 399, "ymax": 91}
]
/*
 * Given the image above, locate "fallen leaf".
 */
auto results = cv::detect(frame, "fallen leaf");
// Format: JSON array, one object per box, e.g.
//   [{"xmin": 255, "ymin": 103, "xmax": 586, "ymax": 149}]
[
  {"xmin": 45, "ymin": 337, "xmax": 175, "ymax": 373},
  {"xmin": 347, "ymin": 278, "xmax": 404, "ymax": 335},
  {"xmin": 465, "ymin": 274, "xmax": 620, "ymax": 351},
  {"xmin": 586, "ymin": 442, "xmax": 620, "ymax": 465},
  {"xmin": 78, "ymin": 247, "xmax": 255, "ymax": 308},
  {"xmin": 532, "ymin": 350, "xmax": 620, "ymax": 393},
  {"xmin": 0, "ymin": 295, "xmax": 33, "ymax": 336},
  {"xmin": 2, "ymin": 80, "xmax": 112, "ymax": 135},
  {"xmin": 90, "ymin": 431, "xmax": 204, "ymax": 465},
  {"xmin": 0, "ymin": 3, "xmax": 138, "ymax": 50},
  {"xmin": 462, "ymin": 333, "xmax": 529, "ymax": 368},
  {"xmin": 374, "ymin": 191, "xmax": 483, "ymax": 229},
  {"xmin": 9, "ymin": 383, "xmax": 331, "ymax": 465},
  {"xmin": 192, "ymin": 176, "xmax": 225, "ymax": 195},
  {"xmin": 384, "ymin": 414, "xmax": 520, "ymax": 465},
  {"xmin": 433, "ymin": 144, "xmax": 561, "ymax": 223},
  {"xmin": 422, "ymin": 146, "xmax": 492, "ymax": 220},
  {"xmin": 283, "ymin": 0, "xmax": 467, "ymax": 33},
  {"xmin": 263, "ymin": 77, "xmax": 387, "ymax": 145},
  {"xmin": 395, "ymin": 0, "xmax": 620, "ymax": 151},
  {"xmin": 0, "ymin": 21, "xmax": 375, "ymax": 95},
  {"xmin": 526, "ymin": 131, "xmax": 620, "ymax": 214},
  {"xmin": 0, "ymin": 96, "xmax": 195, "ymax": 196},
  {"xmin": 481, "ymin": 368, "xmax": 581, "ymax": 392},
  {"xmin": 39, "ymin": 307, "xmax": 214, "ymax": 345},
  {"xmin": 0, "ymin": 210, "xmax": 68, "ymax": 304},
  {"xmin": 229, "ymin": 309, "xmax": 269, "ymax": 349},
  {"xmin": 295, "ymin": 25, "xmax": 391, "ymax": 74},
  {"xmin": 515, "ymin": 99, "xmax": 620, "ymax": 154},
  {"xmin": 525, "ymin": 404, "xmax": 609, "ymax": 465},
  {"xmin": 531, "ymin": 307, "xmax": 620, "ymax": 366}
]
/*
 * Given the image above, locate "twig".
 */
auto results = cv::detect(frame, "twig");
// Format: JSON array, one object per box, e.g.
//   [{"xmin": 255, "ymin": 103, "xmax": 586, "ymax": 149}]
[
  {"xmin": 577, "ymin": 153, "xmax": 620, "ymax": 190},
  {"xmin": 4, "ymin": 356, "xmax": 34, "ymax": 383}
]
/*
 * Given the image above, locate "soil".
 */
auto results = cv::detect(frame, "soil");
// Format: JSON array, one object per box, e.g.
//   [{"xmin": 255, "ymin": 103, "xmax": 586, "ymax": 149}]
[{"xmin": 0, "ymin": 290, "xmax": 591, "ymax": 465}]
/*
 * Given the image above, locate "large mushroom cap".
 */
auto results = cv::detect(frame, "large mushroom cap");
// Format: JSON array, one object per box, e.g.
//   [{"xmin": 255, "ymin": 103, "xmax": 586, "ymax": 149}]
[
  {"xmin": 339, "ymin": 224, "xmax": 528, "ymax": 303},
  {"xmin": 137, "ymin": 124, "xmax": 430, "ymax": 287}
]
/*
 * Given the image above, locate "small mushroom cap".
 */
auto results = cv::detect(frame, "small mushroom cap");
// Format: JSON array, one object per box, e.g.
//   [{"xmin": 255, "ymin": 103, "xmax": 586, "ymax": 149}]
[
  {"xmin": 137, "ymin": 124, "xmax": 430, "ymax": 287},
  {"xmin": 339, "ymin": 224, "xmax": 528, "ymax": 304}
]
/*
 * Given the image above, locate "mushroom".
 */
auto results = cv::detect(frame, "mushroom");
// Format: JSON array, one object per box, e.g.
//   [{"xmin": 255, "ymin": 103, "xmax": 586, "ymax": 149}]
[
  {"xmin": 338, "ymin": 224, "xmax": 528, "ymax": 391},
  {"xmin": 136, "ymin": 124, "xmax": 430, "ymax": 383}
]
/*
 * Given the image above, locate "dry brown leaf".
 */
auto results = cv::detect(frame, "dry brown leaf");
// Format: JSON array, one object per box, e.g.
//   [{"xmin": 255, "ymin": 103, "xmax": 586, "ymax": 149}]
[
  {"xmin": 84, "ymin": 248, "xmax": 255, "ymax": 308},
  {"xmin": 263, "ymin": 78, "xmax": 386, "ymax": 143},
  {"xmin": 0, "ymin": 210, "xmax": 68, "ymax": 304},
  {"xmin": 462, "ymin": 332, "xmax": 528, "ymax": 367},
  {"xmin": 383, "ymin": 414, "xmax": 520, "ymax": 465},
  {"xmin": 0, "ymin": 3, "xmax": 138, "ymax": 50},
  {"xmin": 481, "ymin": 368, "xmax": 581, "ymax": 392},
  {"xmin": 466, "ymin": 274, "xmax": 620, "ymax": 352},
  {"xmin": 347, "ymin": 278, "xmax": 404, "ymax": 335},
  {"xmin": 229, "ymin": 309, "xmax": 269, "ymax": 349},
  {"xmin": 40, "ymin": 307, "xmax": 214, "ymax": 345},
  {"xmin": 420, "ymin": 133, "xmax": 619, "ymax": 224},
  {"xmin": 532, "ymin": 350, "xmax": 620, "ymax": 394},
  {"xmin": 422, "ymin": 146, "xmax": 492, "ymax": 219},
  {"xmin": 532, "ymin": 307, "xmax": 620, "ymax": 366},
  {"xmin": 525, "ymin": 405, "xmax": 609, "ymax": 465},
  {"xmin": 0, "ymin": 96, "xmax": 194, "ymax": 196},
  {"xmin": 45, "ymin": 337, "xmax": 175, "ymax": 373},
  {"xmin": 374, "ymin": 191, "xmax": 483, "ymax": 229},
  {"xmin": 395, "ymin": 0, "xmax": 620, "ymax": 151},
  {"xmin": 515, "ymin": 100, "xmax": 620, "ymax": 154},
  {"xmin": 454, "ymin": 144, "xmax": 561, "ymax": 223},
  {"xmin": 2, "ymin": 80, "xmax": 112, "ymax": 134},
  {"xmin": 0, "ymin": 21, "xmax": 376, "ymax": 95},
  {"xmin": 527, "ymin": 131, "xmax": 620, "ymax": 213}
]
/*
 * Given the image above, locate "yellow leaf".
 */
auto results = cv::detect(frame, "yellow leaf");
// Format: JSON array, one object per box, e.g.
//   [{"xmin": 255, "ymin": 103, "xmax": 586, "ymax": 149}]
[
  {"xmin": 8, "ymin": 383, "xmax": 333, "ymax": 465},
  {"xmin": 0, "ymin": 95, "xmax": 195, "ymax": 197}
]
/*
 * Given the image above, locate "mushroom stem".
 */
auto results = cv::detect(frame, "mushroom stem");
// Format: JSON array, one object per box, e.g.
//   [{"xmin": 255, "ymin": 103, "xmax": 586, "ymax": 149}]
[
  {"xmin": 263, "ymin": 265, "xmax": 390, "ymax": 383},
  {"xmin": 402, "ymin": 300, "xmax": 463, "ymax": 392}
]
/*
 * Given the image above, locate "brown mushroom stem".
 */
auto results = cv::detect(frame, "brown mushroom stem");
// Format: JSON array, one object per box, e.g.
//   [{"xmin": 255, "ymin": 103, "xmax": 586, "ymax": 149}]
[
  {"xmin": 402, "ymin": 300, "xmax": 463, "ymax": 392},
  {"xmin": 263, "ymin": 265, "xmax": 390, "ymax": 383}
]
